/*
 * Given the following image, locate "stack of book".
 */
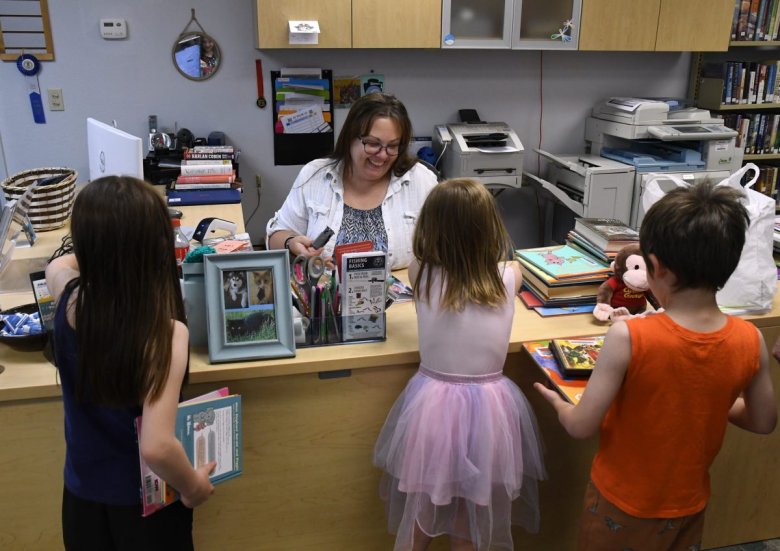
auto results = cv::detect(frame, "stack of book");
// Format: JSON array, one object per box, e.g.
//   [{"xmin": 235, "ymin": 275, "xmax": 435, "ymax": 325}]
[
  {"xmin": 167, "ymin": 146, "xmax": 241, "ymax": 206},
  {"xmin": 522, "ymin": 336, "xmax": 605, "ymax": 405},
  {"xmin": 567, "ymin": 217, "xmax": 639, "ymax": 264},
  {"xmin": 516, "ymin": 243, "xmax": 611, "ymax": 314}
]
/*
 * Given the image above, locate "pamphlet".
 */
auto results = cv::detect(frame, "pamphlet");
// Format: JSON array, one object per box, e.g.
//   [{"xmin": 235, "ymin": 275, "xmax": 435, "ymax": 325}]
[{"xmin": 340, "ymin": 251, "xmax": 386, "ymax": 341}]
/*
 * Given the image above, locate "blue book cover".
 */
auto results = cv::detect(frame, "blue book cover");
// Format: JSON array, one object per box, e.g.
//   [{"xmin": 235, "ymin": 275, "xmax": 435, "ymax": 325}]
[
  {"xmin": 167, "ymin": 188, "xmax": 241, "ymax": 206},
  {"xmin": 516, "ymin": 244, "xmax": 610, "ymax": 280}
]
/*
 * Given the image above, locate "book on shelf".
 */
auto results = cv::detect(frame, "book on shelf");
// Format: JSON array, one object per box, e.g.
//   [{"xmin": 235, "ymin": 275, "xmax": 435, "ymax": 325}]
[
  {"xmin": 174, "ymin": 182, "xmax": 235, "ymax": 190},
  {"xmin": 738, "ymin": 0, "xmax": 751, "ymax": 40},
  {"xmin": 731, "ymin": 0, "xmax": 742, "ymax": 40},
  {"xmin": 748, "ymin": 0, "xmax": 760, "ymax": 39},
  {"xmin": 185, "ymin": 145, "xmax": 235, "ymax": 153},
  {"xmin": 573, "ymin": 217, "xmax": 639, "ymax": 252},
  {"xmin": 523, "ymin": 341, "xmax": 587, "ymax": 405},
  {"xmin": 515, "ymin": 243, "xmax": 610, "ymax": 280},
  {"xmin": 179, "ymin": 163, "xmax": 234, "ymax": 176},
  {"xmin": 176, "ymin": 171, "xmax": 237, "ymax": 184},
  {"xmin": 548, "ymin": 335, "xmax": 604, "ymax": 379},
  {"xmin": 166, "ymin": 188, "xmax": 241, "ymax": 206},
  {"xmin": 181, "ymin": 159, "xmax": 234, "ymax": 166},
  {"xmin": 756, "ymin": 0, "xmax": 769, "ymax": 40},
  {"xmin": 183, "ymin": 148, "xmax": 235, "ymax": 160},
  {"xmin": 136, "ymin": 387, "xmax": 242, "ymax": 517}
]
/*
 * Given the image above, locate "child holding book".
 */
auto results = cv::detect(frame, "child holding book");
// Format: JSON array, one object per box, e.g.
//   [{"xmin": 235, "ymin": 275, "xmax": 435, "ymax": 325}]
[
  {"xmin": 46, "ymin": 176, "xmax": 216, "ymax": 550},
  {"xmin": 373, "ymin": 178, "xmax": 546, "ymax": 550},
  {"xmin": 535, "ymin": 181, "xmax": 777, "ymax": 550}
]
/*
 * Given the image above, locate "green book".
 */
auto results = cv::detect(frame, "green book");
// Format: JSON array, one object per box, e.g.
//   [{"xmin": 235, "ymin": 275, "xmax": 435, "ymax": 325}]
[{"xmin": 516, "ymin": 244, "xmax": 610, "ymax": 280}]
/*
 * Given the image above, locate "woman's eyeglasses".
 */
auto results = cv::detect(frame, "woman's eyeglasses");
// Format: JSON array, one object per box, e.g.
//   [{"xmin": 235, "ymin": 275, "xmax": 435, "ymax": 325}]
[{"xmin": 360, "ymin": 137, "xmax": 401, "ymax": 157}]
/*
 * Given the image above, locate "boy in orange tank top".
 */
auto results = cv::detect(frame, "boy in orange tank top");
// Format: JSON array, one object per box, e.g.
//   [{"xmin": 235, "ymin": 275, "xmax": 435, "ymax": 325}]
[{"xmin": 535, "ymin": 182, "xmax": 777, "ymax": 551}]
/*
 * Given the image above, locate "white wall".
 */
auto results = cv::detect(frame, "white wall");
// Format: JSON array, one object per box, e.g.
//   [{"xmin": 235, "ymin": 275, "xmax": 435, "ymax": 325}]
[{"xmin": 0, "ymin": 0, "xmax": 691, "ymax": 247}]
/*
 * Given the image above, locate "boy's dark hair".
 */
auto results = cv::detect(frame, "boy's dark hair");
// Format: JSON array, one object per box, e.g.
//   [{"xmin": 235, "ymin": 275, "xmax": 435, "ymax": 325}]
[{"xmin": 640, "ymin": 181, "xmax": 749, "ymax": 291}]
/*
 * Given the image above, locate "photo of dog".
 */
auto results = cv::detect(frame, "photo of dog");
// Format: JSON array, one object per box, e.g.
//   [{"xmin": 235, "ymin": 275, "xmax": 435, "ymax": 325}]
[
  {"xmin": 249, "ymin": 269, "xmax": 274, "ymax": 306},
  {"xmin": 223, "ymin": 271, "xmax": 249, "ymax": 309}
]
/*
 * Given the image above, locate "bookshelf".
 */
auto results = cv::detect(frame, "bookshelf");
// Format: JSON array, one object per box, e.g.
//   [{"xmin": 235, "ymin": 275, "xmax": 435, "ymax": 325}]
[
  {"xmin": 688, "ymin": 1, "xmax": 780, "ymax": 206},
  {"xmin": 691, "ymin": 44, "xmax": 780, "ymax": 204}
]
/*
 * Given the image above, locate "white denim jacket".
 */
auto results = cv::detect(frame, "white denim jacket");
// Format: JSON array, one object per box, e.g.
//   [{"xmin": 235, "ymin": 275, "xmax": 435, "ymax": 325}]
[{"xmin": 266, "ymin": 158, "xmax": 438, "ymax": 270}]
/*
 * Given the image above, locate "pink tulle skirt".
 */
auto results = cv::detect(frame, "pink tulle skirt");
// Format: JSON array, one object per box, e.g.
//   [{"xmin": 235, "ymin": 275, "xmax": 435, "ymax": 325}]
[{"xmin": 373, "ymin": 367, "xmax": 546, "ymax": 550}]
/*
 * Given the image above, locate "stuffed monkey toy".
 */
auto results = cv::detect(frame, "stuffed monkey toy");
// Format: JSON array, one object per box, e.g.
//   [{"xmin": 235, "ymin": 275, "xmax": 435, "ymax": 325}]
[{"xmin": 593, "ymin": 243, "xmax": 660, "ymax": 322}]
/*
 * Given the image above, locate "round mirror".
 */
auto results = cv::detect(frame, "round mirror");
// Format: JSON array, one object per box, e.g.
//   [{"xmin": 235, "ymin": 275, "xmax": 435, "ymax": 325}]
[{"xmin": 172, "ymin": 32, "xmax": 220, "ymax": 81}]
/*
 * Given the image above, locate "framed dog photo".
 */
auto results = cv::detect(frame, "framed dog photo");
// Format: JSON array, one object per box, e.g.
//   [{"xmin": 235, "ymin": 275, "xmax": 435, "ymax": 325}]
[{"xmin": 204, "ymin": 250, "xmax": 295, "ymax": 363}]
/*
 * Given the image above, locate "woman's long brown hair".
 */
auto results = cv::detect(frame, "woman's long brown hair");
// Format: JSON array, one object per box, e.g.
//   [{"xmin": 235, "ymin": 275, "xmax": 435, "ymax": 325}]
[
  {"xmin": 69, "ymin": 176, "xmax": 186, "ymax": 407},
  {"xmin": 413, "ymin": 178, "xmax": 514, "ymax": 311}
]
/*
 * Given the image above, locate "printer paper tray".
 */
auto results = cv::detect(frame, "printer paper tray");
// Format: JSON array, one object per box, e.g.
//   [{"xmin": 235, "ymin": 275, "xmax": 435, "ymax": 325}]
[{"xmin": 524, "ymin": 173, "xmax": 584, "ymax": 216}]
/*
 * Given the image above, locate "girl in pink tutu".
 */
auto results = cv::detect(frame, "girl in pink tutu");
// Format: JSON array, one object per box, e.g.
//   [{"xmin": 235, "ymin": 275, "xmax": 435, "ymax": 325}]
[{"xmin": 373, "ymin": 178, "xmax": 546, "ymax": 550}]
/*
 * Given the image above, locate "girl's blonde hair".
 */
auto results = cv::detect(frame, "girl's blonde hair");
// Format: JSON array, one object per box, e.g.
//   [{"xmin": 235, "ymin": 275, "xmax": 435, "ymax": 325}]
[{"xmin": 412, "ymin": 178, "xmax": 514, "ymax": 310}]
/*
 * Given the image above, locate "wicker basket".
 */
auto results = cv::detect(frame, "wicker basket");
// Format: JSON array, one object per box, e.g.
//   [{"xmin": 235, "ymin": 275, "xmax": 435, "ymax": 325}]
[{"xmin": 1, "ymin": 167, "xmax": 77, "ymax": 231}]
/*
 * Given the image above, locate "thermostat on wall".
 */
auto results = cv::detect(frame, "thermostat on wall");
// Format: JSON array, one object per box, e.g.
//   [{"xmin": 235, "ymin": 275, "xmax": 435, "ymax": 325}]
[{"xmin": 100, "ymin": 18, "xmax": 128, "ymax": 39}]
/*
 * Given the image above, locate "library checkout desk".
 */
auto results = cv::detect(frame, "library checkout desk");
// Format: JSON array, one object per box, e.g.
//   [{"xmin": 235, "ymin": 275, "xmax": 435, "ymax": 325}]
[{"xmin": 1, "ymin": 204, "xmax": 780, "ymax": 550}]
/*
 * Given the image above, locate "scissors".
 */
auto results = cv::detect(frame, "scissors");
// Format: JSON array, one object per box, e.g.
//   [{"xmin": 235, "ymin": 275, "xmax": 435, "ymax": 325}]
[{"xmin": 292, "ymin": 254, "xmax": 326, "ymax": 304}]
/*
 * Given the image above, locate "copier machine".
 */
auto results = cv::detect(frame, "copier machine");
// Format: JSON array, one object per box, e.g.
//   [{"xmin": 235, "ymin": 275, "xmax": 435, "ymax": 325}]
[
  {"xmin": 432, "ymin": 122, "xmax": 524, "ymax": 189},
  {"xmin": 584, "ymin": 97, "xmax": 742, "ymax": 227}
]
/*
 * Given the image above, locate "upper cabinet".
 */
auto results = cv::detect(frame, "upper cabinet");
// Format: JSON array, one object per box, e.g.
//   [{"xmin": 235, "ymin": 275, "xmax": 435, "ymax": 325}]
[
  {"xmin": 579, "ymin": 0, "xmax": 733, "ymax": 51},
  {"xmin": 256, "ymin": 0, "xmax": 441, "ymax": 49},
  {"xmin": 353, "ymin": 0, "xmax": 441, "ymax": 48},
  {"xmin": 441, "ymin": 0, "xmax": 582, "ymax": 49}
]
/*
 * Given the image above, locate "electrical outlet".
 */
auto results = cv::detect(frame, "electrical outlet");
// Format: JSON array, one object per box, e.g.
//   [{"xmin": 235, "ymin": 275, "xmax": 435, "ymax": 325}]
[{"xmin": 47, "ymin": 88, "xmax": 64, "ymax": 111}]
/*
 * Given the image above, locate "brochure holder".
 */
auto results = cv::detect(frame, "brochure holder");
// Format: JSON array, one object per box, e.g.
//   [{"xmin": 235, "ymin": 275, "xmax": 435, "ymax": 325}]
[{"xmin": 271, "ymin": 69, "xmax": 334, "ymax": 166}]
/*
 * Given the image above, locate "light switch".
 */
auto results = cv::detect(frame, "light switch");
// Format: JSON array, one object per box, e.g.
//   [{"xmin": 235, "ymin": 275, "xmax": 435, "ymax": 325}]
[{"xmin": 47, "ymin": 88, "xmax": 64, "ymax": 111}]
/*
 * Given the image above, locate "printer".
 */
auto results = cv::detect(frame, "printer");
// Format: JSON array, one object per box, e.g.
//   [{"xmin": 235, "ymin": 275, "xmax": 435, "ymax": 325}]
[
  {"xmin": 432, "ymin": 122, "xmax": 524, "ymax": 189},
  {"xmin": 525, "ymin": 150, "xmax": 635, "ymax": 226},
  {"xmin": 584, "ymin": 97, "xmax": 742, "ymax": 227}
]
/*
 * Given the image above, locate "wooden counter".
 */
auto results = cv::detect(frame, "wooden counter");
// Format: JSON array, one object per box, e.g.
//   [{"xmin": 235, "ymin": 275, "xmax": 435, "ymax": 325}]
[{"xmin": 1, "ymin": 206, "xmax": 779, "ymax": 550}]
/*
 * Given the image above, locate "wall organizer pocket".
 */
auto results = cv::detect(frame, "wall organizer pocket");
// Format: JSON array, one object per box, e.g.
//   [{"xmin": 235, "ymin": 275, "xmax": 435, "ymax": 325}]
[
  {"xmin": 172, "ymin": 9, "xmax": 221, "ymax": 81},
  {"xmin": 271, "ymin": 68, "xmax": 334, "ymax": 166}
]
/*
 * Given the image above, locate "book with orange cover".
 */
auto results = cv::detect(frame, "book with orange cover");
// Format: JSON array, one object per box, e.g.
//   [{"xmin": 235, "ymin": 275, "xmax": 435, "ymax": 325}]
[{"xmin": 523, "ymin": 340, "xmax": 587, "ymax": 405}]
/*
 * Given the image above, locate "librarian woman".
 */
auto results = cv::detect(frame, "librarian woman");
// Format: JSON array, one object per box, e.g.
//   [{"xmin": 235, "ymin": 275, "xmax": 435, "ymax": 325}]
[{"xmin": 265, "ymin": 92, "xmax": 438, "ymax": 270}]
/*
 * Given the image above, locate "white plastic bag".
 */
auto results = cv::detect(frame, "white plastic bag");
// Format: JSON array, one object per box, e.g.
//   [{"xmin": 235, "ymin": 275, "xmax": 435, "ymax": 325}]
[
  {"xmin": 641, "ymin": 164, "xmax": 776, "ymax": 313},
  {"xmin": 714, "ymin": 164, "xmax": 776, "ymax": 313}
]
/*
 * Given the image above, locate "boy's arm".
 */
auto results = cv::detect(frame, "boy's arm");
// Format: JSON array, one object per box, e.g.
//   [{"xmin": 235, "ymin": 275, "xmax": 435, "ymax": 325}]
[
  {"xmin": 728, "ymin": 329, "xmax": 777, "ymax": 434},
  {"xmin": 139, "ymin": 321, "xmax": 216, "ymax": 508},
  {"xmin": 534, "ymin": 322, "xmax": 632, "ymax": 439}
]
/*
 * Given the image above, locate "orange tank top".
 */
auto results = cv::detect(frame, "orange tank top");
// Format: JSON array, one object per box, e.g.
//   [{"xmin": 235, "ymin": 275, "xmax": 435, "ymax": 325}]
[{"xmin": 590, "ymin": 313, "xmax": 759, "ymax": 518}]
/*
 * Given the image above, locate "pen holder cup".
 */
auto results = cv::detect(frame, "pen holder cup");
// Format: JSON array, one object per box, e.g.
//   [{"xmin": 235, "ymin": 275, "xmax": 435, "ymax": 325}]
[{"xmin": 298, "ymin": 313, "xmax": 386, "ymax": 348}]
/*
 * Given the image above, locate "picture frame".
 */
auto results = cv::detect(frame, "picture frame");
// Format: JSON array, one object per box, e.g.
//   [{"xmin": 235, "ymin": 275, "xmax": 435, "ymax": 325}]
[{"xmin": 204, "ymin": 250, "xmax": 295, "ymax": 363}]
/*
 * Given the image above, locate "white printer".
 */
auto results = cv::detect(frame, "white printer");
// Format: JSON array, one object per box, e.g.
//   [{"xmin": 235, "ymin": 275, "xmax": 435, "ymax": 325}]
[
  {"xmin": 525, "ymin": 150, "xmax": 635, "ymax": 225},
  {"xmin": 584, "ymin": 97, "xmax": 742, "ymax": 227},
  {"xmin": 432, "ymin": 122, "xmax": 524, "ymax": 189}
]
